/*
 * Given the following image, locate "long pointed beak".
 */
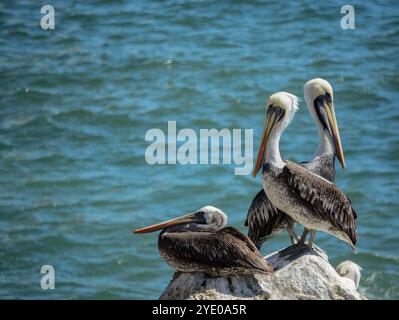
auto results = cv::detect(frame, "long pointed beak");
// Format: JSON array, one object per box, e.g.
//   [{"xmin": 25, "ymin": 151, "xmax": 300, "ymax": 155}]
[
  {"xmin": 252, "ymin": 111, "xmax": 277, "ymax": 177},
  {"xmin": 133, "ymin": 212, "xmax": 198, "ymax": 233},
  {"xmin": 324, "ymin": 102, "xmax": 346, "ymax": 169}
]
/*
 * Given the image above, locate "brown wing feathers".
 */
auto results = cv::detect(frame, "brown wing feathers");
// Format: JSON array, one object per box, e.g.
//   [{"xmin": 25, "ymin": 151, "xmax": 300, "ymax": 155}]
[
  {"xmin": 160, "ymin": 229, "xmax": 273, "ymax": 273},
  {"xmin": 284, "ymin": 161, "xmax": 358, "ymax": 245},
  {"xmin": 245, "ymin": 190, "xmax": 293, "ymax": 248}
]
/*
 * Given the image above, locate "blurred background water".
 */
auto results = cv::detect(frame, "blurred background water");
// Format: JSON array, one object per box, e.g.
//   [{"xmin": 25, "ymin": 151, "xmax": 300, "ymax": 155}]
[{"xmin": 0, "ymin": 0, "xmax": 398, "ymax": 299}]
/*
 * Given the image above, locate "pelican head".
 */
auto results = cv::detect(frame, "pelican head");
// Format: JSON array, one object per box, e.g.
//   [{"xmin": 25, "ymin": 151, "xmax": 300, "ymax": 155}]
[
  {"xmin": 304, "ymin": 78, "xmax": 346, "ymax": 168},
  {"xmin": 253, "ymin": 92, "xmax": 299, "ymax": 177},
  {"xmin": 336, "ymin": 260, "xmax": 362, "ymax": 289},
  {"xmin": 133, "ymin": 206, "xmax": 228, "ymax": 233}
]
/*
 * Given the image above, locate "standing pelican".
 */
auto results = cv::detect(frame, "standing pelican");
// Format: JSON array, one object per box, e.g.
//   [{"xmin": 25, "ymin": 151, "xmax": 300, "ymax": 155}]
[
  {"xmin": 134, "ymin": 206, "xmax": 273, "ymax": 276},
  {"xmin": 252, "ymin": 92, "xmax": 358, "ymax": 251},
  {"xmin": 245, "ymin": 78, "xmax": 346, "ymax": 249}
]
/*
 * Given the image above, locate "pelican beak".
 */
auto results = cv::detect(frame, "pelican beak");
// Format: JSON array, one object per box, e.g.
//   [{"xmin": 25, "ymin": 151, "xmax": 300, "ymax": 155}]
[
  {"xmin": 252, "ymin": 108, "xmax": 280, "ymax": 177},
  {"xmin": 322, "ymin": 100, "xmax": 346, "ymax": 169},
  {"xmin": 133, "ymin": 212, "xmax": 199, "ymax": 233}
]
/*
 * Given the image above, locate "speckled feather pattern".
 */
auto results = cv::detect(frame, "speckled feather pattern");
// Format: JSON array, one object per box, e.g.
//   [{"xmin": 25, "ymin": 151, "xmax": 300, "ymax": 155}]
[
  {"xmin": 262, "ymin": 160, "xmax": 358, "ymax": 248},
  {"xmin": 246, "ymin": 154, "xmax": 336, "ymax": 248},
  {"xmin": 158, "ymin": 227, "xmax": 273, "ymax": 276}
]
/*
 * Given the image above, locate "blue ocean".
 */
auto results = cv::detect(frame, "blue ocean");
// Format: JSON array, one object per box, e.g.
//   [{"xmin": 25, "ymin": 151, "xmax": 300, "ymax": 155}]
[{"xmin": 0, "ymin": 0, "xmax": 398, "ymax": 299}]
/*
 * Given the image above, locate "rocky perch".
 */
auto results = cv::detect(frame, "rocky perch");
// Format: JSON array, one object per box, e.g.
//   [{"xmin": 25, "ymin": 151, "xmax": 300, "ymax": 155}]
[{"xmin": 160, "ymin": 245, "xmax": 365, "ymax": 300}]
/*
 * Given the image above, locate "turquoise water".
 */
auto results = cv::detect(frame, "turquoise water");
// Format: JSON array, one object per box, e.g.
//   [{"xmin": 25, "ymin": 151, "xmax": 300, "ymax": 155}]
[{"xmin": 1, "ymin": 0, "xmax": 398, "ymax": 299}]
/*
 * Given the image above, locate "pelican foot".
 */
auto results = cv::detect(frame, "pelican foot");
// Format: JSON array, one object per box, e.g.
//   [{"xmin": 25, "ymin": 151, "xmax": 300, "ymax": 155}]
[
  {"xmin": 297, "ymin": 228, "xmax": 309, "ymax": 246},
  {"xmin": 287, "ymin": 227, "xmax": 299, "ymax": 245},
  {"xmin": 307, "ymin": 230, "xmax": 316, "ymax": 250}
]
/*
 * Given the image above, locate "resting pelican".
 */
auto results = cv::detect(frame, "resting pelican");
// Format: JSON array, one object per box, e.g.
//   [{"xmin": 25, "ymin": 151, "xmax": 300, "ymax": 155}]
[
  {"xmin": 252, "ymin": 92, "xmax": 358, "ymax": 251},
  {"xmin": 134, "ymin": 206, "xmax": 273, "ymax": 276},
  {"xmin": 245, "ymin": 78, "xmax": 346, "ymax": 249},
  {"xmin": 336, "ymin": 260, "xmax": 362, "ymax": 288}
]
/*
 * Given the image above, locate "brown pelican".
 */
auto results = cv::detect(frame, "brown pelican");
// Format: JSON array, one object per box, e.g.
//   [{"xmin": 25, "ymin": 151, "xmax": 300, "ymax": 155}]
[
  {"xmin": 252, "ymin": 92, "xmax": 358, "ymax": 251},
  {"xmin": 134, "ymin": 206, "xmax": 273, "ymax": 276},
  {"xmin": 245, "ymin": 78, "xmax": 346, "ymax": 249},
  {"xmin": 336, "ymin": 260, "xmax": 362, "ymax": 288}
]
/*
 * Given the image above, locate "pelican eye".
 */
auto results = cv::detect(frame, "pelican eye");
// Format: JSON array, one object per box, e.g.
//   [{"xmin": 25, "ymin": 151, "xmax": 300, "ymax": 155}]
[
  {"xmin": 266, "ymin": 104, "xmax": 275, "ymax": 114},
  {"xmin": 195, "ymin": 211, "xmax": 208, "ymax": 224},
  {"xmin": 324, "ymin": 92, "xmax": 332, "ymax": 104},
  {"xmin": 314, "ymin": 94, "xmax": 331, "ymax": 131},
  {"xmin": 270, "ymin": 105, "xmax": 285, "ymax": 122}
]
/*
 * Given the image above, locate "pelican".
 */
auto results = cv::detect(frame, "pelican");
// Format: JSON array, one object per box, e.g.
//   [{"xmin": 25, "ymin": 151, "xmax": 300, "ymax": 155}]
[
  {"xmin": 336, "ymin": 260, "xmax": 362, "ymax": 288},
  {"xmin": 134, "ymin": 206, "xmax": 273, "ymax": 276},
  {"xmin": 245, "ymin": 78, "xmax": 347, "ymax": 249},
  {"xmin": 252, "ymin": 92, "xmax": 358, "ymax": 251}
]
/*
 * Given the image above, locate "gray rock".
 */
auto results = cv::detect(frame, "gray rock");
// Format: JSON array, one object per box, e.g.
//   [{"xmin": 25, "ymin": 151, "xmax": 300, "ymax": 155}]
[{"xmin": 159, "ymin": 244, "xmax": 366, "ymax": 300}]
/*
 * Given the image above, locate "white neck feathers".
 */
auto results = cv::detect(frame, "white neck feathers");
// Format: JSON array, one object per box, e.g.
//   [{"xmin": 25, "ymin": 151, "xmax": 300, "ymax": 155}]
[
  {"xmin": 266, "ymin": 131, "xmax": 285, "ymax": 169},
  {"xmin": 314, "ymin": 127, "xmax": 334, "ymax": 158}
]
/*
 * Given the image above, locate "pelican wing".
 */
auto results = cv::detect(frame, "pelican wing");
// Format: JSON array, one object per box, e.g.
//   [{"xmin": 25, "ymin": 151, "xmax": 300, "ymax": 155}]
[
  {"xmin": 245, "ymin": 189, "xmax": 294, "ymax": 248},
  {"xmin": 160, "ymin": 228, "xmax": 273, "ymax": 273},
  {"xmin": 245, "ymin": 154, "xmax": 336, "ymax": 249},
  {"xmin": 283, "ymin": 161, "xmax": 358, "ymax": 245}
]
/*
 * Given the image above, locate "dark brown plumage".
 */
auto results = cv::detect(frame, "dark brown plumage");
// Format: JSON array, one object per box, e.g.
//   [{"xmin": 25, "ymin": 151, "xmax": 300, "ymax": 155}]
[
  {"xmin": 159, "ymin": 226, "xmax": 273, "ymax": 276},
  {"xmin": 246, "ymin": 154, "xmax": 335, "ymax": 249},
  {"xmin": 134, "ymin": 206, "xmax": 273, "ymax": 277},
  {"xmin": 282, "ymin": 160, "xmax": 358, "ymax": 247},
  {"xmin": 245, "ymin": 189, "xmax": 295, "ymax": 249}
]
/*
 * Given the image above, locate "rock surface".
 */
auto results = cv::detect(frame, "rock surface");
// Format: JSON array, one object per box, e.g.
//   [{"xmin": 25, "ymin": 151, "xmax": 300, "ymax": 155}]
[{"xmin": 159, "ymin": 244, "xmax": 365, "ymax": 300}]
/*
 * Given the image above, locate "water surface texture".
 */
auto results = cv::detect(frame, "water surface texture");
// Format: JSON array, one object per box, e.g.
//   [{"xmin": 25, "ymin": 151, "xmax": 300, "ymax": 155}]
[{"xmin": 0, "ymin": 1, "xmax": 398, "ymax": 299}]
